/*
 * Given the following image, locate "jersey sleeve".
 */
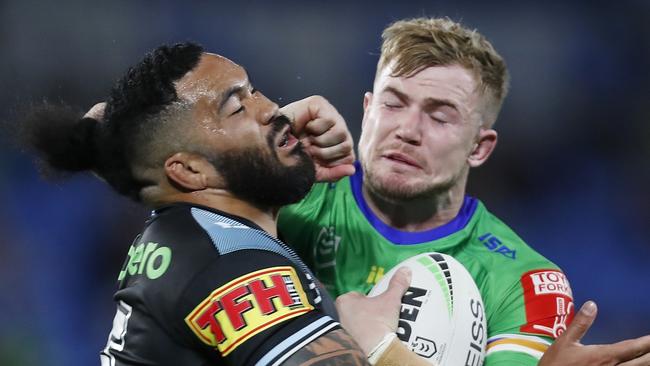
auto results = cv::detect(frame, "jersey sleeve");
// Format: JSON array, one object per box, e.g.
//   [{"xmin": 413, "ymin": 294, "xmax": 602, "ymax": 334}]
[
  {"xmin": 178, "ymin": 249, "xmax": 339, "ymax": 366},
  {"xmin": 484, "ymin": 268, "xmax": 574, "ymax": 366}
]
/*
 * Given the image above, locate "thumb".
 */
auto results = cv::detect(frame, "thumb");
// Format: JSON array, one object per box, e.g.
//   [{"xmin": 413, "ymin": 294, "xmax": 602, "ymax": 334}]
[
  {"xmin": 315, "ymin": 164, "xmax": 356, "ymax": 182},
  {"xmin": 379, "ymin": 267, "xmax": 412, "ymax": 306},
  {"xmin": 562, "ymin": 301, "xmax": 597, "ymax": 343}
]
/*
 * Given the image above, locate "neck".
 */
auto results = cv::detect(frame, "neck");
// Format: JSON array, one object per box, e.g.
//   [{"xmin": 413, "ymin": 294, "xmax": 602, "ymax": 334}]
[
  {"xmin": 155, "ymin": 191, "xmax": 279, "ymax": 236},
  {"xmin": 362, "ymin": 178, "xmax": 467, "ymax": 232}
]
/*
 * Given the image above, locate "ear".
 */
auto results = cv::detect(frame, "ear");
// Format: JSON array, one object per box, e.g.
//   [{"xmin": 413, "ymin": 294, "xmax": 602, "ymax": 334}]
[
  {"xmin": 362, "ymin": 92, "xmax": 373, "ymax": 129},
  {"xmin": 468, "ymin": 128, "xmax": 498, "ymax": 168},
  {"xmin": 164, "ymin": 152, "xmax": 223, "ymax": 191}
]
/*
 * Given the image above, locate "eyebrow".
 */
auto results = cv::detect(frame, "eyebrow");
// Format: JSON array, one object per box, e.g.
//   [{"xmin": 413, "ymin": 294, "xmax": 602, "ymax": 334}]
[
  {"xmin": 217, "ymin": 81, "xmax": 251, "ymax": 113},
  {"xmin": 382, "ymin": 85, "xmax": 459, "ymax": 112}
]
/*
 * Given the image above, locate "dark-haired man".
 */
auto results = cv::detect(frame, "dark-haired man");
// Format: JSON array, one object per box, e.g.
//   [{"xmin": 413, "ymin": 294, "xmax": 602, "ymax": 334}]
[{"xmin": 19, "ymin": 43, "xmax": 417, "ymax": 366}]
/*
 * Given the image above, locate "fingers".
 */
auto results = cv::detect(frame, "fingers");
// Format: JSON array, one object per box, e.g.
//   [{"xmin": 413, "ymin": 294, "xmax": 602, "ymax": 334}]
[
  {"xmin": 611, "ymin": 335, "xmax": 650, "ymax": 363},
  {"xmin": 562, "ymin": 301, "xmax": 598, "ymax": 344},
  {"xmin": 301, "ymin": 116, "xmax": 337, "ymax": 137},
  {"xmin": 305, "ymin": 141, "xmax": 354, "ymax": 162},
  {"xmin": 315, "ymin": 164, "xmax": 356, "ymax": 183},
  {"xmin": 281, "ymin": 95, "xmax": 340, "ymax": 135},
  {"xmin": 617, "ymin": 350, "xmax": 650, "ymax": 366},
  {"xmin": 379, "ymin": 267, "xmax": 412, "ymax": 304},
  {"xmin": 301, "ymin": 117, "xmax": 351, "ymax": 151},
  {"xmin": 281, "ymin": 96, "xmax": 356, "ymax": 182}
]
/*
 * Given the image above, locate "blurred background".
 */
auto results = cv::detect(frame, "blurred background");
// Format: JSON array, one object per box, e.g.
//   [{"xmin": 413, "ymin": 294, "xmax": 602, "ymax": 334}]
[{"xmin": 1, "ymin": 0, "xmax": 648, "ymax": 364}]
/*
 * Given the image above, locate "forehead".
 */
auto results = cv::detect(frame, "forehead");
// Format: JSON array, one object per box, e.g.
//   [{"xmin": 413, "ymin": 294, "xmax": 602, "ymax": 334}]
[
  {"xmin": 175, "ymin": 53, "xmax": 248, "ymax": 102},
  {"xmin": 375, "ymin": 62, "xmax": 480, "ymax": 103}
]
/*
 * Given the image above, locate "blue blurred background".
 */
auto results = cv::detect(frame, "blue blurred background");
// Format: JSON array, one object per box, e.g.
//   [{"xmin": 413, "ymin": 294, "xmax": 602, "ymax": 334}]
[{"xmin": 1, "ymin": 0, "xmax": 648, "ymax": 364}]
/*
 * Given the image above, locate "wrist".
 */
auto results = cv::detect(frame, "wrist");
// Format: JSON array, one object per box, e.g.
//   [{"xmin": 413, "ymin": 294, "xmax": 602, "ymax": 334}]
[{"xmin": 367, "ymin": 333, "xmax": 397, "ymax": 365}]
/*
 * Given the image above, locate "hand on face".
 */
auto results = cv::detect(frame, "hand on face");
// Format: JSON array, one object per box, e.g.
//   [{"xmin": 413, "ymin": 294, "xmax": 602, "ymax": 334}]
[
  {"xmin": 281, "ymin": 96, "xmax": 355, "ymax": 182},
  {"xmin": 539, "ymin": 301, "xmax": 650, "ymax": 366},
  {"xmin": 335, "ymin": 267, "xmax": 411, "ymax": 355}
]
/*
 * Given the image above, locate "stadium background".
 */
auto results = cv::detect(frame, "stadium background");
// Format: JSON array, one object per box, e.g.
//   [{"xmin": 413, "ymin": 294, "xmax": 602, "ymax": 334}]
[{"xmin": 0, "ymin": 0, "xmax": 648, "ymax": 364}]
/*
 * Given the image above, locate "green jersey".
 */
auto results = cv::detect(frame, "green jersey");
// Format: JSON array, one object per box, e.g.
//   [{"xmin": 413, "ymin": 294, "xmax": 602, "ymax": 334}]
[{"xmin": 279, "ymin": 168, "xmax": 574, "ymax": 366}]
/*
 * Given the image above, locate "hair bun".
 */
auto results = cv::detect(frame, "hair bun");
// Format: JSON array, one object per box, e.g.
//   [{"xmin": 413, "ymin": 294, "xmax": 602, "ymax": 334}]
[{"xmin": 22, "ymin": 103, "xmax": 99, "ymax": 173}]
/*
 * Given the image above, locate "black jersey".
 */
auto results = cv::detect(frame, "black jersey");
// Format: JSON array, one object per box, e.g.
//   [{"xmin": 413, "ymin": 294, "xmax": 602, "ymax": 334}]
[{"xmin": 100, "ymin": 203, "xmax": 340, "ymax": 366}]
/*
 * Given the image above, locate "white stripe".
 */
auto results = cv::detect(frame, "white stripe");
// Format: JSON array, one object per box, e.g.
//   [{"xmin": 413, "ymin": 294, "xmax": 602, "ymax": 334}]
[
  {"xmin": 486, "ymin": 343, "xmax": 544, "ymax": 360},
  {"xmin": 487, "ymin": 333, "xmax": 552, "ymax": 346},
  {"xmin": 255, "ymin": 316, "xmax": 338, "ymax": 366},
  {"xmin": 270, "ymin": 322, "xmax": 339, "ymax": 366}
]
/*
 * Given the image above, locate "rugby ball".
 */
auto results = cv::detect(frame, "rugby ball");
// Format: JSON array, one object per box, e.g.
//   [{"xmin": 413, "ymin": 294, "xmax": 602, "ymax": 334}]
[{"xmin": 368, "ymin": 252, "xmax": 486, "ymax": 366}]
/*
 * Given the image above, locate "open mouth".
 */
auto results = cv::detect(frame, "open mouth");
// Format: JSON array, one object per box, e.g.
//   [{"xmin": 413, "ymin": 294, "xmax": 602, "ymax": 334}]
[{"xmin": 276, "ymin": 126, "xmax": 298, "ymax": 149}]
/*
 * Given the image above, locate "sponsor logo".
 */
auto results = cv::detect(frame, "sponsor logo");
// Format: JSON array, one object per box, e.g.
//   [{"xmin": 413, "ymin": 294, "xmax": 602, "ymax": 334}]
[
  {"xmin": 478, "ymin": 233, "xmax": 516, "ymax": 259},
  {"xmin": 366, "ymin": 265, "xmax": 385, "ymax": 285},
  {"xmin": 397, "ymin": 286, "xmax": 428, "ymax": 344},
  {"xmin": 530, "ymin": 270, "xmax": 573, "ymax": 297},
  {"xmin": 520, "ymin": 269, "xmax": 574, "ymax": 338},
  {"xmin": 185, "ymin": 266, "xmax": 313, "ymax": 356},
  {"xmin": 118, "ymin": 242, "xmax": 172, "ymax": 281},
  {"xmin": 465, "ymin": 298, "xmax": 485, "ymax": 366}
]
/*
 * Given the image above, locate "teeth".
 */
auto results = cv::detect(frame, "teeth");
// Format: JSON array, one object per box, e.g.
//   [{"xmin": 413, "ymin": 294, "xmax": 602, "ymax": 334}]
[{"xmin": 280, "ymin": 132, "xmax": 288, "ymax": 147}]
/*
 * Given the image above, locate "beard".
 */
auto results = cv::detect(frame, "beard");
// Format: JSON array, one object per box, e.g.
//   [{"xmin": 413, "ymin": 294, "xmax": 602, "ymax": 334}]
[
  {"xmin": 362, "ymin": 159, "xmax": 456, "ymax": 203},
  {"xmin": 209, "ymin": 115, "xmax": 316, "ymax": 209}
]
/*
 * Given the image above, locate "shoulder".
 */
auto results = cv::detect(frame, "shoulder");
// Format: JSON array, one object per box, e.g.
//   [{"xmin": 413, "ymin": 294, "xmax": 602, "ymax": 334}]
[{"xmin": 472, "ymin": 200, "xmax": 561, "ymax": 272}]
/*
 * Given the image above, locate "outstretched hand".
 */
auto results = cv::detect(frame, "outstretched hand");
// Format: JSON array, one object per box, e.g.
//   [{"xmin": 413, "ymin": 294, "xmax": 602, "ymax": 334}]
[
  {"xmin": 335, "ymin": 267, "xmax": 411, "ymax": 355},
  {"xmin": 281, "ymin": 96, "xmax": 355, "ymax": 182},
  {"xmin": 539, "ymin": 301, "xmax": 650, "ymax": 366}
]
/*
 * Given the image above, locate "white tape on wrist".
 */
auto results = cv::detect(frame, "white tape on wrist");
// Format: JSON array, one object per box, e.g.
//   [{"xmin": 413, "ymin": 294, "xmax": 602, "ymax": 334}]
[{"xmin": 367, "ymin": 332, "xmax": 397, "ymax": 365}]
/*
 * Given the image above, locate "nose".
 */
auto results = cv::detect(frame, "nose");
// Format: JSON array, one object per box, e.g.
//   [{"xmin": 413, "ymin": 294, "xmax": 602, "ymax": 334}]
[
  {"xmin": 255, "ymin": 92, "xmax": 279, "ymax": 125},
  {"xmin": 395, "ymin": 108, "xmax": 422, "ymax": 145}
]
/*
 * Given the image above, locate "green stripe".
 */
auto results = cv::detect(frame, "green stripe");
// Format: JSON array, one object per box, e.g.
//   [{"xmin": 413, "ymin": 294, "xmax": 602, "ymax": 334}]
[{"xmin": 417, "ymin": 256, "xmax": 452, "ymax": 317}]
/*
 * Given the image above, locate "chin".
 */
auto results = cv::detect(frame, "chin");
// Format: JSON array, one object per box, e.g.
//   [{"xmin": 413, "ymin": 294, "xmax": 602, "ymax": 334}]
[
  {"xmin": 368, "ymin": 175, "xmax": 429, "ymax": 201},
  {"xmin": 278, "ymin": 155, "xmax": 302, "ymax": 167}
]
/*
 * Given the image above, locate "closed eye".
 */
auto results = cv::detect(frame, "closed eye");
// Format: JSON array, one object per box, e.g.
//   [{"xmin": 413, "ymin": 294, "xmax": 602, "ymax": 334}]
[
  {"xmin": 383, "ymin": 102, "xmax": 403, "ymax": 109},
  {"xmin": 232, "ymin": 106, "xmax": 245, "ymax": 115},
  {"xmin": 430, "ymin": 114, "xmax": 448, "ymax": 124}
]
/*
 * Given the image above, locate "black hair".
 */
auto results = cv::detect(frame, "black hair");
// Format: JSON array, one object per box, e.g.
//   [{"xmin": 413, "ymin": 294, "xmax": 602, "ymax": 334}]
[{"xmin": 18, "ymin": 42, "xmax": 203, "ymax": 201}]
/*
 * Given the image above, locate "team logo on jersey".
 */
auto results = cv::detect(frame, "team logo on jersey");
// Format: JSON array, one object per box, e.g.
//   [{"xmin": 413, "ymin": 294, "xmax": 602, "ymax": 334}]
[
  {"xmin": 313, "ymin": 226, "xmax": 340, "ymax": 271},
  {"xmin": 185, "ymin": 266, "xmax": 313, "ymax": 356},
  {"xmin": 520, "ymin": 269, "xmax": 574, "ymax": 338}
]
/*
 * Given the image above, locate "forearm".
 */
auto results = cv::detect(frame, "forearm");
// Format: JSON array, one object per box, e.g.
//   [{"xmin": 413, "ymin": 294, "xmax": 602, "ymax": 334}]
[{"xmin": 281, "ymin": 328, "xmax": 369, "ymax": 366}]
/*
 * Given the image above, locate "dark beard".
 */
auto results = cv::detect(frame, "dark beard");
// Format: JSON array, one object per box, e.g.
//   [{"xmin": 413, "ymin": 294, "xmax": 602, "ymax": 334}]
[{"xmin": 210, "ymin": 116, "xmax": 316, "ymax": 209}]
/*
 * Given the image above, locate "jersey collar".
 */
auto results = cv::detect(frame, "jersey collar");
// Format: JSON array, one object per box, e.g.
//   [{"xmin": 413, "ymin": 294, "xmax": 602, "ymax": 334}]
[{"xmin": 349, "ymin": 161, "xmax": 478, "ymax": 245}]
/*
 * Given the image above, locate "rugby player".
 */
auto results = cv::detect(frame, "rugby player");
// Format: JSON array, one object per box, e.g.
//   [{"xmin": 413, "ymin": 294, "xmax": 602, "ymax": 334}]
[
  {"xmin": 18, "ymin": 42, "xmax": 424, "ymax": 366},
  {"xmin": 279, "ymin": 17, "xmax": 650, "ymax": 365}
]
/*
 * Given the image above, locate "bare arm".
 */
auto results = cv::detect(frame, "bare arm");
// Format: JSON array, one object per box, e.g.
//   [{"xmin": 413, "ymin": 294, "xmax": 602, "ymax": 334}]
[
  {"xmin": 281, "ymin": 328, "xmax": 369, "ymax": 366},
  {"xmin": 281, "ymin": 268, "xmax": 414, "ymax": 366},
  {"xmin": 283, "ymin": 328, "xmax": 433, "ymax": 366}
]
